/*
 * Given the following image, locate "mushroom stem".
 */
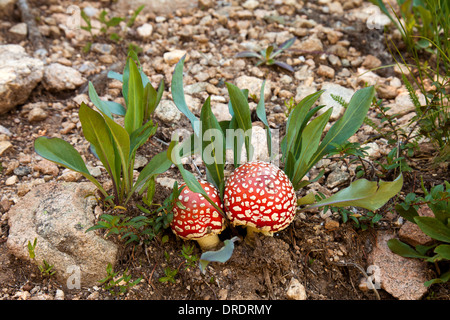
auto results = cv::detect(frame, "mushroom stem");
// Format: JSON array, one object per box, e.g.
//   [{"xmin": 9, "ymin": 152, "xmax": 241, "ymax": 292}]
[
  {"xmin": 196, "ymin": 234, "xmax": 221, "ymax": 251},
  {"xmin": 245, "ymin": 226, "xmax": 260, "ymax": 242},
  {"xmin": 245, "ymin": 226, "xmax": 273, "ymax": 245}
]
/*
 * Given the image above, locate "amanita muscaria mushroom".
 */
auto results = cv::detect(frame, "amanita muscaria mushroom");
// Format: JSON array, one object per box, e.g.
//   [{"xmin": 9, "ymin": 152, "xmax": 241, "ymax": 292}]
[
  {"xmin": 170, "ymin": 181, "xmax": 225, "ymax": 251},
  {"xmin": 224, "ymin": 161, "xmax": 297, "ymax": 240}
]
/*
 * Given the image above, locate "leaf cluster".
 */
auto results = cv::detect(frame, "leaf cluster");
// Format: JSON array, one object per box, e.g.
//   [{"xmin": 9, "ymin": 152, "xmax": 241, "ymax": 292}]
[
  {"xmin": 34, "ymin": 51, "xmax": 171, "ymax": 207},
  {"xmin": 235, "ymin": 37, "xmax": 297, "ymax": 72},
  {"xmin": 81, "ymin": 5, "xmax": 144, "ymax": 42},
  {"xmin": 99, "ymin": 263, "xmax": 142, "ymax": 295},
  {"xmin": 388, "ymin": 181, "xmax": 450, "ymax": 286}
]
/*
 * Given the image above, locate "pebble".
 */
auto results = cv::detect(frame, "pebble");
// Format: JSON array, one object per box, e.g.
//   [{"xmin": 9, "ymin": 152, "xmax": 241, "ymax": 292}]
[
  {"xmin": 33, "ymin": 160, "xmax": 59, "ymax": 177},
  {"xmin": 286, "ymin": 278, "xmax": 307, "ymax": 300},
  {"xmin": 28, "ymin": 107, "xmax": 48, "ymax": 122},
  {"xmin": 0, "ymin": 140, "xmax": 13, "ymax": 156},
  {"xmin": 5, "ymin": 175, "xmax": 18, "ymax": 186},
  {"xmin": 137, "ymin": 23, "xmax": 153, "ymax": 39},
  {"xmin": 163, "ymin": 50, "xmax": 188, "ymax": 65},
  {"xmin": 317, "ymin": 65, "xmax": 335, "ymax": 78}
]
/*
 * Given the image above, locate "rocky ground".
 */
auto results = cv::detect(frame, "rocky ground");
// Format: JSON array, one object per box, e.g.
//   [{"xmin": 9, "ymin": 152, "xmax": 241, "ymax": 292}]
[{"xmin": 0, "ymin": 0, "xmax": 449, "ymax": 301}]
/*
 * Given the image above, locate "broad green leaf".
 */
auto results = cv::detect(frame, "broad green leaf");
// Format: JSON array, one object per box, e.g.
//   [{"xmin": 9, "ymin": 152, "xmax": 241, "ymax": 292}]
[
  {"xmin": 124, "ymin": 58, "xmax": 144, "ymax": 135},
  {"xmin": 424, "ymin": 270, "xmax": 450, "ymax": 287},
  {"xmin": 297, "ymin": 192, "xmax": 316, "ymax": 206},
  {"xmin": 128, "ymin": 150, "xmax": 172, "ymax": 204},
  {"xmin": 307, "ymin": 86, "xmax": 375, "ymax": 173},
  {"xmin": 305, "ymin": 174, "xmax": 403, "ymax": 211},
  {"xmin": 34, "ymin": 137, "xmax": 106, "ymax": 195},
  {"xmin": 34, "ymin": 137, "xmax": 91, "ymax": 176},
  {"xmin": 284, "ymin": 90, "xmax": 324, "ymax": 161},
  {"xmin": 394, "ymin": 203, "xmax": 419, "ymax": 223},
  {"xmin": 434, "ymin": 244, "xmax": 450, "ymax": 260},
  {"xmin": 129, "ymin": 121, "xmax": 157, "ymax": 157},
  {"xmin": 103, "ymin": 101, "xmax": 126, "ymax": 116},
  {"xmin": 107, "ymin": 70, "xmax": 123, "ymax": 82},
  {"xmin": 88, "ymin": 82, "xmax": 113, "ymax": 119},
  {"xmin": 291, "ymin": 108, "xmax": 332, "ymax": 189},
  {"xmin": 200, "ymin": 97, "xmax": 225, "ymax": 194},
  {"xmin": 79, "ymin": 103, "xmax": 119, "ymax": 185},
  {"xmin": 199, "ymin": 237, "xmax": 240, "ymax": 274},
  {"xmin": 387, "ymin": 239, "xmax": 429, "ymax": 259},
  {"xmin": 171, "ymin": 55, "xmax": 200, "ymax": 136},
  {"xmin": 255, "ymin": 80, "xmax": 272, "ymax": 157},
  {"xmin": 226, "ymin": 82, "xmax": 253, "ymax": 162},
  {"xmin": 102, "ymin": 111, "xmax": 131, "ymax": 192},
  {"xmin": 414, "ymin": 216, "xmax": 450, "ymax": 243}
]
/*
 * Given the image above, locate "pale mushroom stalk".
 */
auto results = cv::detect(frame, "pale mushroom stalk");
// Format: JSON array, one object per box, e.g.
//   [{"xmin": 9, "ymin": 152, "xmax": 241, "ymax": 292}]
[{"xmin": 196, "ymin": 234, "xmax": 221, "ymax": 251}]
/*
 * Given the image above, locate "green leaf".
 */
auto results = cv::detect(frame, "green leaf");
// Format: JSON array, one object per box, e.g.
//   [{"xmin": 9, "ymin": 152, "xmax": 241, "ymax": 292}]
[
  {"xmin": 200, "ymin": 97, "xmax": 225, "ymax": 194},
  {"xmin": 34, "ymin": 137, "xmax": 90, "ymax": 177},
  {"xmin": 255, "ymin": 80, "xmax": 272, "ymax": 157},
  {"xmin": 283, "ymin": 90, "xmax": 324, "ymax": 161},
  {"xmin": 107, "ymin": 71, "xmax": 123, "ymax": 82},
  {"xmin": 79, "ymin": 103, "xmax": 119, "ymax": 187},
  {"xmin": 226, "ymin": 82, "xmax": 253, "ymax": 162},
  {"xmin": 34, "ymin": 137, "xmax": 106, "ymax": 194},
  {"xmin": 387, "ymin": 238, "xmax": 429, "ymax": 259},
  {"xmin": 103, "ymin": 101, "xmax": 126, "ymax": 116},
  {"xmin": 124, "ymin": 58, "xmax": 144, "ymax": 135},
  {"xmin": 434, "ymin": 244, "xmax": 450, "ymax": 260},
  {"xmin": 306, "ymin": 174, "xmax": 403, "ymax": 211},
  {"xmin": 199, "ymin": 237, "xmax": 239, "ymax": 274},
  {"xmin": 424, "ymin": 270, "xmax": 450, "ymax": 287},
  {"xmin": 291, "ymin": 108, "xmax": 332, "ymax": 189},
  {"xmin": 88, "ymin": 82, "xmax": 113, "ymax": 119},
  {"xmin": 307, "ymin": 86, "xmax": 375, "ymax": 173},
  {"xmin": 235, "ymin": 51, "xmax": 263, "ymax": 59},
  {"xmin": 414, "ymin": 216, "xmax": 450, "ymax": 243},
  {"xmin": 171, "ymin": 55, "xmax": 200, "ymax": 136},
  {"xmin": 395, "ymin": 203, "xmax": 419, "ymax": 223},
  {"xmin": 130, "ymin": 151, "xmax": 173, "ymax": 198}
]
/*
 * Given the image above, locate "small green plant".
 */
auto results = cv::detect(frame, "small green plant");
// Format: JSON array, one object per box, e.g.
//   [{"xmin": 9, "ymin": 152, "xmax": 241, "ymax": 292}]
[
  {"xmin": 314, "ymin": 193, "xmax": 383, "ymax": 231},
  {"xmin": 235, "ymin": 37, "xmax": 297, "ymax": 72},
  {"xmin": 388, "ymin": 180, "xmax": 450, "ymax": 287},
  {"xmin": 180, "ymin": 244, "xmax": 199, "ymax": 270},
  {"xmin": 38, "ymin": 260, "xmax": 56, "ymax": 277},
  {"xmin": 158, "ymin": 267, "xmax": 178, "ymax": 284},
  {"xmin": 98, "ymin": 263, "xmax": 142, "ymax": 295},
  {"xmin": 27, "ymin": 238, "xmax": 56, "ymax": 278},
  {"xmin": 81, "ymin": 5, "xmax": 144, "ymax": 42},
  {"xmin": 34, "ymin": 50, "xmax": 171, "ymax": 207}
]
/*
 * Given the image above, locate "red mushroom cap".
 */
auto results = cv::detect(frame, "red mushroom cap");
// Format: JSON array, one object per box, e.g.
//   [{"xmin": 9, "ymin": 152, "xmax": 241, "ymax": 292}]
[
  {"xmin": 171, "ymin": 181, "xmax": 225, "ymax": 240},
  {"xmin": 224, "ymin": 161, "xmax": 297, "ymax": 235}
]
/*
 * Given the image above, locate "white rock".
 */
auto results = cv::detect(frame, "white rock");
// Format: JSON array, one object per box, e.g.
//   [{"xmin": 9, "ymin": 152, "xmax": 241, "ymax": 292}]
[
  {"xmin": 163, "ymin": 50, "xmax": 188, "ymax": 65},
  {"xmin": 42, "ymin": 63, "xmax": 85, "ymax": 92},
  {"xmin": 286, "ymin": 278, "xmax": 307, "ymax": 300},
  {"xmin": 8, "ymin": 23, "xmax": 27, "ymax": 40},
  {"xmin": 5, "ymin": 175, "xmax": 18, "ymax": 186},
  {"xmin": 155, "ymin": 100, "xmax": 182, "ymax": 123},
  {"xmin": 137, "ymin": 23, "xmax": 153, "ymax": 39},
  {"xmin": 7, "ymin": 182, "xmax": 118, "ymax": 287},
  {"xmin": 234, "ymin": 75, "xmax": 271, "ymax": 101},
  {"xmin": 319, "ymin": 82, "xmax": 355, "ymax": 120},
  {"xmin": 0, "ymin": 45, "xmax": 44, "ymax": 114}
]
